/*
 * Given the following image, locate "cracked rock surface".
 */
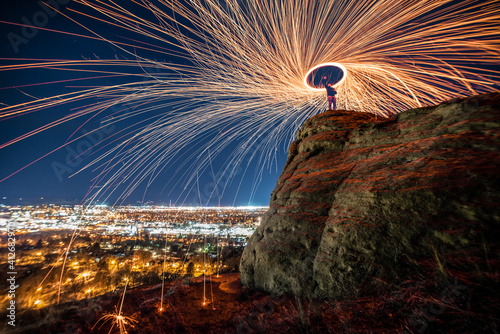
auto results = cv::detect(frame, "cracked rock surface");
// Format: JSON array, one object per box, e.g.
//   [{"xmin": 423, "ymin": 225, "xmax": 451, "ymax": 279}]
[{"xmin": 240, "ymin": 93, "xmax": 500, "ymax": 299}]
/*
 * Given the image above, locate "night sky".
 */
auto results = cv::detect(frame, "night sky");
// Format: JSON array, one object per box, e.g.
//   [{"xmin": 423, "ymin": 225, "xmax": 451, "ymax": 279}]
[
  {"xmin": 1, "ymin": 1, "xmax": 497, "ymax": 207},
  {"xmin": 0, "ymin": 1, "xmax": 284, "ymax": 206}
]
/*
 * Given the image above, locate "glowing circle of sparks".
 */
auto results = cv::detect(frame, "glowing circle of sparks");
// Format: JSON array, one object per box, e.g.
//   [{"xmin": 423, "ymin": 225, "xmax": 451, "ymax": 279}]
[{"xmin": 304, "ymin": 62, "xmax": 348, "ymax": 91}]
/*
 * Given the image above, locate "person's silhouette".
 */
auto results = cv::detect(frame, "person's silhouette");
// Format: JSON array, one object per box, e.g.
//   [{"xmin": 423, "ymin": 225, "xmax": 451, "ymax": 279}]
[{"xmin": 326, "ymin": 82, "xmax": 337, "ymax": 110}]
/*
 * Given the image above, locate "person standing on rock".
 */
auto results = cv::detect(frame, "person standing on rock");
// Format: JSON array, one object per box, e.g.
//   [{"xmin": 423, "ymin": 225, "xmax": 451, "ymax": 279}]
[{"xmin": 326, "ymin": 82, "xmax": 337, "ymax": 110}]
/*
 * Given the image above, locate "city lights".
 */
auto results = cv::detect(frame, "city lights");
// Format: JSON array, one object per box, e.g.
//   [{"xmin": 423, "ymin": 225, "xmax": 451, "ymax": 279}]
[{"xmin": 0, "ymin": 203, "xmax": 264, "ymax": 327}]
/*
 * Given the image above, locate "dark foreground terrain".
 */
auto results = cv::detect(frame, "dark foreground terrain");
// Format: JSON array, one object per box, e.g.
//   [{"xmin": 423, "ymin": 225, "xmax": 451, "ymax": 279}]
[{"xmin": 3, "ymin": 271, "xmax": 498, "ymax": 333}]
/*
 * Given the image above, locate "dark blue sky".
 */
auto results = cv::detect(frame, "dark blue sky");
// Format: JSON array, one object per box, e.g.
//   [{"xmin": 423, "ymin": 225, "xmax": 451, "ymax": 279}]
[
  {"xmin": 2, "ymin": 1, "xmax": 497, "ymax": 207},
  {"xmin": 0, "ymin": 1, "xmax": 284, "ymax": 206}
]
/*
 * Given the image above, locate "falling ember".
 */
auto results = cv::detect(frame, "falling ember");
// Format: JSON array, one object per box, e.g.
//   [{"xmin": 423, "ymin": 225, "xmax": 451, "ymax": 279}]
[
  {"xmin": 94, "ymin": 277, "xmax": 136, "ymax": 334},
  {"xmin": 203, "ymin": 235, "xmax": 207, "ymax": 307}
]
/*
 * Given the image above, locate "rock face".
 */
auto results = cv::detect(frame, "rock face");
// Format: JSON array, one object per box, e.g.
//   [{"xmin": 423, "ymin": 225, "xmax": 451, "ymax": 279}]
[{"xmin": 240, "ymin": 92, "xmax": 500, "ymax": 299}]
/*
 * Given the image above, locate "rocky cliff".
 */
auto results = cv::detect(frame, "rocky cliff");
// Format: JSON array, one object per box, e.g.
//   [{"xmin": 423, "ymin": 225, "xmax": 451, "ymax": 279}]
[{"xmin": 240, "ymin": 92, "xmax": 500, "ymax": 299}]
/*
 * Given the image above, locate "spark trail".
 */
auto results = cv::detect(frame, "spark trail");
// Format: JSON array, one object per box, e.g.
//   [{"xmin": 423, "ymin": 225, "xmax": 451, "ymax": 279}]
[{"xmin": 0, "ymin": 0, "xmax": 499, "ymax": 204}]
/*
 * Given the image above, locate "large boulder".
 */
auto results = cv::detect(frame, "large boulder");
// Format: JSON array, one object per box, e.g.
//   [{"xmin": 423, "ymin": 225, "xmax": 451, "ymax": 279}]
[{"xmin": 240, "ymin": 93, "xmax": 500, "ymax": 299}]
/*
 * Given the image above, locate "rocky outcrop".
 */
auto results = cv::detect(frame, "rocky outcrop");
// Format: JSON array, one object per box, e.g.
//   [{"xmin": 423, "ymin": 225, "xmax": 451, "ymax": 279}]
[{"xmin": 240, "ymin": 93, "xmax": 500, "ymax": 299}]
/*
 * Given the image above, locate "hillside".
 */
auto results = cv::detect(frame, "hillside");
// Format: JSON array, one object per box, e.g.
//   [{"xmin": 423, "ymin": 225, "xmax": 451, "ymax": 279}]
[{"xmin": 5, "ymin": 93, "xmax": 500, "ymax": 333}]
